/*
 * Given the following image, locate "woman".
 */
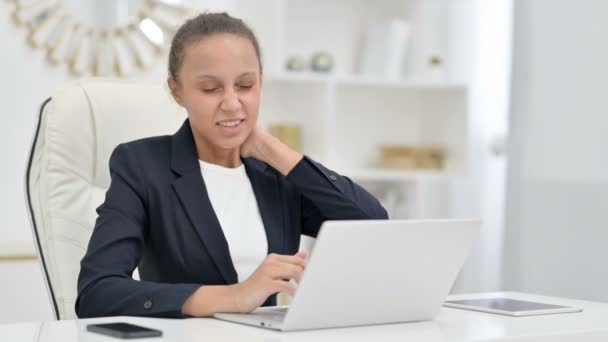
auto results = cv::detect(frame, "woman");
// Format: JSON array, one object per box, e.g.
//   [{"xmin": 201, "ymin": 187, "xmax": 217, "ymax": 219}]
[{"xmin": 76, "ymin": 12, "xmax": 387, "ymax": 318}]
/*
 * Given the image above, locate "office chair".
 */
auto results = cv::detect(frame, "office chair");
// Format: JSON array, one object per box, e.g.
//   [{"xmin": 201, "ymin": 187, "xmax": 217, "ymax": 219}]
[{"xmin": 25, "ymin": 78, "xmax": 186, "ymax": 319}]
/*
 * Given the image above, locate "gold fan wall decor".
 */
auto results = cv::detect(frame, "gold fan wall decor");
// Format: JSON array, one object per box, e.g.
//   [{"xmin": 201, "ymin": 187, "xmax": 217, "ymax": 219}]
[{"xmin": 11, "ymin": 0, "xmax": 193, "ymax": 77}]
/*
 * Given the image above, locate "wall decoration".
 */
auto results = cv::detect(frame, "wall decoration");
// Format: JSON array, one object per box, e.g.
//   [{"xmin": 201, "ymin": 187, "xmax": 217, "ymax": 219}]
[{"xmin": 10, "ymin": 0, "xmax": 193, "ymax": 77}]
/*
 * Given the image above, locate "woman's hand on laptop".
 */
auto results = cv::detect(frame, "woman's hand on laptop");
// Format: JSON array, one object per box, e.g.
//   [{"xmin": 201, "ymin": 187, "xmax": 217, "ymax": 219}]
[
  {"xmin": 181, "ymin": 251, "xmax": 307, "ymax": 317},
  {"xmin": 232, "ymin": 251, "xmax": 308, "ymax": 313}
]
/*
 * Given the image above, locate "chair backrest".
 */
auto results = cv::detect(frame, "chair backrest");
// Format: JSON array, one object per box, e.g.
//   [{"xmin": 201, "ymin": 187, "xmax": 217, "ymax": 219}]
[{"xmin": 26, "ymin": 78, "xmax": 186, "ymax": 319}]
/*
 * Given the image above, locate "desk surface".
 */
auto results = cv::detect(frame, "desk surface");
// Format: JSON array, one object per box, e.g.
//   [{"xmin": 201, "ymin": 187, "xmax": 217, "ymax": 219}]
[{"xmin": 2, "ymin": 292, "xmax": 608, "ymax": 342}]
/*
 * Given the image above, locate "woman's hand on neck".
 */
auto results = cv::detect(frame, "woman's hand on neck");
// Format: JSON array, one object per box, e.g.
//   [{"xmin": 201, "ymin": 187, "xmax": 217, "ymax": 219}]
[{"xmin": 240, "ymin": 125, "xmax": 303, "ymax": 176}]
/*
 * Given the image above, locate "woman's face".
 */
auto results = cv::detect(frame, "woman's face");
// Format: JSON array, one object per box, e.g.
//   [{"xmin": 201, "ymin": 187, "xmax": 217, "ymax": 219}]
[{"xmin": 170, "ymin": 33, "xmax": 261, "ymax": 151}]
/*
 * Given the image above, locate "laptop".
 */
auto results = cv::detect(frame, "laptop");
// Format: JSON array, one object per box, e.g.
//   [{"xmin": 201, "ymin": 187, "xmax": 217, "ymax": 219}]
[{"xmin": 213, "ymin": 219, "xmax": 480, "ymax": 331}]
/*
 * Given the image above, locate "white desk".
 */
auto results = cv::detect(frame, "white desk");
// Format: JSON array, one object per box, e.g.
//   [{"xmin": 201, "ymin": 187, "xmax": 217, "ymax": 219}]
[{"xmin": 2, "ymin": 292, "xmax": 608, "ymax": 342}]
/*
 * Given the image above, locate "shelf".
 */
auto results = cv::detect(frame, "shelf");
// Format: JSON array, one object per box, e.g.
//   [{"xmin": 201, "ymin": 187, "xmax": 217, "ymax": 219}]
[
  {"xmin": 337, "ymin": 168, "xmax": 457, "ymax": 181},
  {"xmin": 336, "ymin": 77, "xmax": 466, "ymax": 90},
  {"xmin": 264, "ymin": 72, "xmax": 330, "ymax": 84},
  {"xmin": 265, "ymin": 72, "xmax": 466, "ymax": 90}
]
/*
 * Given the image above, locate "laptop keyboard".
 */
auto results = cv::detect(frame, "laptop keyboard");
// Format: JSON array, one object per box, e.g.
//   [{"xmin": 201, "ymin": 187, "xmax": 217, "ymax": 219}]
[{"xmin": 251, "ymin": 307, "xmax": 288, "ymax": 322}]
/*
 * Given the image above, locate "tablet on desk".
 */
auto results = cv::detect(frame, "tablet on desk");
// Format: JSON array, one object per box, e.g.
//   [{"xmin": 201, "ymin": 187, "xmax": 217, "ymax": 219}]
[{"xmin": 444, "ymin": 298, "xmax": 582, "ymax": 317}]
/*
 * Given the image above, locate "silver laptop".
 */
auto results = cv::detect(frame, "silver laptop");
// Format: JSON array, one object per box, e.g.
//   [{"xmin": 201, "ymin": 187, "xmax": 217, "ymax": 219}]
[{"xmin": 213, "ymin": 219, "xmax": 480, "ymax": 331}]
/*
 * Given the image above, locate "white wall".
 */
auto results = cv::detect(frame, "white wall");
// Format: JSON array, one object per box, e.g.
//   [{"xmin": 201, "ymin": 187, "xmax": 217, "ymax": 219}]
[
  {"xmin": 505, "ymin": 0, "xmax": 608, "ymax": 301},
  {"xmin": 0, "ymin": 260, "xmax": 54, "ymax": 323},
  {"xmin": 448, "ymin": 0, "xmax": 512, "ymax": 294}
]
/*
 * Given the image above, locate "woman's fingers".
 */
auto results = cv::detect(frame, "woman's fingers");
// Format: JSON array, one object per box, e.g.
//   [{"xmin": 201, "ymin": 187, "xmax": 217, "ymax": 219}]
[
  {"xmin": 263, "ymin": 263, "xmax": 303, "ymax": 283},
  {"xmin": 272, "ymin": 280, "xmax": 296, "ymax": 297},
  {"xmin": 233, "ymin": 251, "xmax": 310, "ymax": 314},
  {"xmin": 263, "ymin": 251, "xmax": 310, "ymax": 282},
  {"xmin": 267, "ymin": 253, "xmax": 307, "ymax": 268},
  {"xmin": 295, "ymin": 250, "xmax": 308, "ymax": 260}
]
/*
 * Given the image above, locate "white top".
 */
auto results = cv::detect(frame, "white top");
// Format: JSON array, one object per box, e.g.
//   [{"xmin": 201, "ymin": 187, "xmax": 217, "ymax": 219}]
[{"xmin": 199, "ymin": 160, "xmax": 268, "ymax": 282}]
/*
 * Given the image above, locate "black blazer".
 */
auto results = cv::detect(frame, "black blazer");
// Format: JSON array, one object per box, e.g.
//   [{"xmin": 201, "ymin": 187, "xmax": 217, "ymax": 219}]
[{"xmin": 76, "ymin": 119, "xmax": 388, "ymax": 318}]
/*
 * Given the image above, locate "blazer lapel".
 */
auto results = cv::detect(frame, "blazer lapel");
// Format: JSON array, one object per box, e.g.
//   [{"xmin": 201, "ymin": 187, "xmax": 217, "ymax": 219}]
[
  {"xmin": 170, "ymin": 120, "xmax": 238, "ymax": 284},
  {"xmin": 243, "ymin": 158, "xmax": 286, "ymax": 255}
]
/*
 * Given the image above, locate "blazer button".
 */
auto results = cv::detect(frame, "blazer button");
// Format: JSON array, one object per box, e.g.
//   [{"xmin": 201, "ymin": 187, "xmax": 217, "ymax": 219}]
[
  {"xmin": 329, "ymin": 175, "xmax": 337, "ymax": 181},
  {"xmin": 143, "ymin": 300, "xmax": 153, "ymax": 310}
]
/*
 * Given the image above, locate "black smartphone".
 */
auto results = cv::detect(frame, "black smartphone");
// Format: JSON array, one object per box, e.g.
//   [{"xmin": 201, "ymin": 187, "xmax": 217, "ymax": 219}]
[{"xmin": 86, "ymin": 323, "xmax": 162, "ymax": 339}]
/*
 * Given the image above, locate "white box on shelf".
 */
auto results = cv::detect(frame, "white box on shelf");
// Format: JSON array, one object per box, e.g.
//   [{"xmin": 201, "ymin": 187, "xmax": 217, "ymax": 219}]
[{"xmin": 358, "ymin": 19, "xmax": 411, "ymax": 80}]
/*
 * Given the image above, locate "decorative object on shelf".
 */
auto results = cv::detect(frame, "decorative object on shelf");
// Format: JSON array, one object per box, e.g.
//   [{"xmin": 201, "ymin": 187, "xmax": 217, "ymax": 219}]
[
  {"xmin": 427, "ymin": 54, "xmax": 446, "ymax": 82},
  {"xmin": 359, "ymin": 19, "xmax": 410, "ymax": 80},
  {"xmin": 269, "ymin": 124, "xmax": 301, "ymax": 152},
  {"xmin": 310, "ymin": 51, "xmax": 334, "ymax": 73},
  {"xmin": 285, "ymin": 56, "xmax": 306, "ymax": 72},
  {"xmin": 429, "ymin": 55, "xmax": 442, "ymax": 67},
  {"xmin": 10, "ymin": 0, "xmax": 193, "ymax": 77},
  {"xmin": 380, "ymin": 145, "xmax": 445, "ymax": 170}
]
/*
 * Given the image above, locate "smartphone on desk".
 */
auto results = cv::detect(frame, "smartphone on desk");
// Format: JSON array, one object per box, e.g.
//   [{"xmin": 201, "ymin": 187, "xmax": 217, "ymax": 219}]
[{"xmin": 86, "ymin": 322, "xmax": 162, "ymax": 339}]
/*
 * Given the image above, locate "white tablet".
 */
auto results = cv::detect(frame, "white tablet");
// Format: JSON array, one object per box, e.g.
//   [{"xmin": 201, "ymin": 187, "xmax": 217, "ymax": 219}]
[{"xmin": 444, "ymin": 298, "xmax": 582, "ymax": 317}]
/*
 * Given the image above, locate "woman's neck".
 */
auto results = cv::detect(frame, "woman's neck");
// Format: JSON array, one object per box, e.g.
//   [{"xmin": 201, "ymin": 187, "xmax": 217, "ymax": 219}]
[{"xmin": 194, "ymin": 136, "xmax": 242, "ymax": 168}]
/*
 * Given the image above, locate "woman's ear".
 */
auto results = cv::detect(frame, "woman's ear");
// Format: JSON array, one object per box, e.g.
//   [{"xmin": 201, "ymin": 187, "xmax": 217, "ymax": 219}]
[{"xmin": 167, "ymin": 78, "xmax": 185, "ymax": 107}]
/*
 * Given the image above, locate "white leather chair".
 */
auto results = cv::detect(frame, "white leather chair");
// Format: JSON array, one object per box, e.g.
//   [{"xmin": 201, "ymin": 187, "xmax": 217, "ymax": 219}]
[{"xmin": 26, "ymin": 78, "xmax": 186, "ymax": 319}]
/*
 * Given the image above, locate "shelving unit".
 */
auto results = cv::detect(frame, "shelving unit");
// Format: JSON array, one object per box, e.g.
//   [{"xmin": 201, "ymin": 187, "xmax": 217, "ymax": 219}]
[
  {"xmin": 217, "ymin": 0, "xmax": 470, "ymax": 218},
  {"xmin": 261, "ymin": 75, "xmax": 467, "ymax": 179}
]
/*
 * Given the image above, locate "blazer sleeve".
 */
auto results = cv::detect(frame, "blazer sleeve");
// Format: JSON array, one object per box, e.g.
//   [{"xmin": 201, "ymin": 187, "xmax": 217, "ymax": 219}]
[
  {"xmin": 76, "ymin": 144, "xmax": 200, "ymax": 318},
  {"xmin": 286, "ymin": 156, "xmax": 389, "ymax": 237}
]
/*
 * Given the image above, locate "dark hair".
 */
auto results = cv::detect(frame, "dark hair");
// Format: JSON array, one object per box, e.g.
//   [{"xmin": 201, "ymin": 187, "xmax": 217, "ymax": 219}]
[{"xmin": 168, "ymin": 12, "xmax": 263, "ymax": 81}]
